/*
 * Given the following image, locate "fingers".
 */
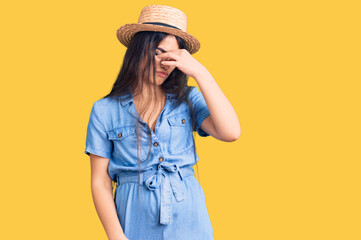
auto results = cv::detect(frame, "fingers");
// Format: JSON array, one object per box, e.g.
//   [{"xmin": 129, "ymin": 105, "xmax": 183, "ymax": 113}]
[
  {"xmin": 161, "ymin": 60, "xmax": 177, "ymax": 67},
  {"xmin": 158, "ymin": 51, "xmax": 179, "ymax": 61}
]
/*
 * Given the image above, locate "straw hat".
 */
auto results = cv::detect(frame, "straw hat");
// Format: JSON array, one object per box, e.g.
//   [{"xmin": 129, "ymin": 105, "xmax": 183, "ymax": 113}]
[{"xmin": 116, "ymin": 5, "xmax": 200, "ymax": 55}]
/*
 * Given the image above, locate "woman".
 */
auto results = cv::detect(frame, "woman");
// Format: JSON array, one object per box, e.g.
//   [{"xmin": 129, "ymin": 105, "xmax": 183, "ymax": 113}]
[{"xmin": 84, "ymin": 5, "xmax": 240, "ymax": 240}]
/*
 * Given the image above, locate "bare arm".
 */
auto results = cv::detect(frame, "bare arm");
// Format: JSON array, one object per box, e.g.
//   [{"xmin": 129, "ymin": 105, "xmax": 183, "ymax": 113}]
[
  {"xmin": 90, "ymin": 153, "xmax": 128, "ymax": 240},
  {"xmin": 195, "ymin": 68, "xmax": 241, "ymax": 142},
  {"xmin": 158, "ymin": 49, "xmax": 241, "ymax": 142}
]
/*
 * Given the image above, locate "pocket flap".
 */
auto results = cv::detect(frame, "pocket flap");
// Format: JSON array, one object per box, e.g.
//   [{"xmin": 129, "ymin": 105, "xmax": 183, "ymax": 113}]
[
  {"xmin": 167, "ymin": 114, "xmax": 189, "ymax": 127},
  {"xmin": 107, "ymin": 126, "xmax": 136, "ymax": 140}
]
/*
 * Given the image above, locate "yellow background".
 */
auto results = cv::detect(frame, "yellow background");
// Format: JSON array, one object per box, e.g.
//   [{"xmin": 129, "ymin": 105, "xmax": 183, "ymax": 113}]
[{"xmin": 1, "ymin": 0, "xmax": 360, "ymax": 239}]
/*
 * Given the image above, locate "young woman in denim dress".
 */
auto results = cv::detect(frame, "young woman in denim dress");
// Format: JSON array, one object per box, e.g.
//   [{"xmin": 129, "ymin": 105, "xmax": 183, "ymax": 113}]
[{"xmin": 84, "ymin": 5, "xmax": 241, "ymax": 240}]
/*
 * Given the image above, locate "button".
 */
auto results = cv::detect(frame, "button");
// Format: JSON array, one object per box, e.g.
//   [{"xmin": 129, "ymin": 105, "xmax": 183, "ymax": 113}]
[
  {"xmin": 159, "ymin": 157, "xmax": 164, "ymax": 162},
  {"xmin": 154, "ymin": 142, "xmax": 159, "ymax": 147},
  {"xmin": 181, "ymin": 119, "xmax": 186, "ymax": 124},
  {"xmin": 118, "ymin": 133, "xmax": 122, "ymax": 138}
]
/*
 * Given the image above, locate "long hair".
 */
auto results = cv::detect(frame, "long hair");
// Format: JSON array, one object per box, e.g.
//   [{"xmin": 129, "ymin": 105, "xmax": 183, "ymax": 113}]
[{"xmin": 102, "ymin": 31, "xmax": 200, "ymax": 203}]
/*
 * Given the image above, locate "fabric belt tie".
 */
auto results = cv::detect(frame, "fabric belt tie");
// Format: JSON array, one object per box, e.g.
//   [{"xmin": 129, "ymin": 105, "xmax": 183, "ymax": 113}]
[{"xmin": 116, "ymin": 162, "xmax": 195, "ymax": 225}]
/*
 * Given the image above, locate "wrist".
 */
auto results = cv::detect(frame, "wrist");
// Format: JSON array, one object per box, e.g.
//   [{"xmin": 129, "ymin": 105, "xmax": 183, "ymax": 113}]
[{"xmin": 194, "ymin": 67, "xmax": 213, "ymax": 84}]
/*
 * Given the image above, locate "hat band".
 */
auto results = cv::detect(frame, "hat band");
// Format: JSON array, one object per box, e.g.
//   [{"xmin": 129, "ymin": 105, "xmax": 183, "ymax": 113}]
[{"xmin": 142, "ymin": 22, "xmax": 181, "ymax": 30}]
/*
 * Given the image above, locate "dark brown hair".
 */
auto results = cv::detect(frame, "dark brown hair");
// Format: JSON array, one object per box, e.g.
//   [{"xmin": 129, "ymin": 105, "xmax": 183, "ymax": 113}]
[{"xmin": 102, "ymin": 31, "xmax": 200, "ymax": 203}]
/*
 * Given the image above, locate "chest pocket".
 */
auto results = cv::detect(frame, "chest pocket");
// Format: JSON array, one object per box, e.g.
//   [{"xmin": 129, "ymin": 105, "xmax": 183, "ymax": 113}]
[
  {"xmin": 107, "ymin": 126, "xmax": 149, "ymax": 164},
  {"xmin": 167, "ymin": 113, "xmax": 194, "ymax": 154}
]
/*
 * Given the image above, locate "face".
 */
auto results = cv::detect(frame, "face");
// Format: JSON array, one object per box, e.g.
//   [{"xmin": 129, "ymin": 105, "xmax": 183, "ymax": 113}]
[{"xmin": 149, "ymin": 34, "xmax": 180, "ymax": 85}]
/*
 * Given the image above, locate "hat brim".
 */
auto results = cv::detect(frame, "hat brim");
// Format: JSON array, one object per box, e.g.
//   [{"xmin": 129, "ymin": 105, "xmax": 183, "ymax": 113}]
[{"xmin": 116, "ymin": 23, "xmax": 200, "ymax": 55}]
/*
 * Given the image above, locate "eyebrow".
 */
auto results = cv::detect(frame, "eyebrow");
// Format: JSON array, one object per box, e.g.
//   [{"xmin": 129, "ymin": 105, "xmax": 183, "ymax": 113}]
[{"xmin": 156, "ymin": 47, "xmax": 167, "ymax": 53}]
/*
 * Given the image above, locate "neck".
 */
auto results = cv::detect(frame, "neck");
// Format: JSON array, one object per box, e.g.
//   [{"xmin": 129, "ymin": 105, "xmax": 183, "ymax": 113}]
[{"xmin": 133, "ymin": 83, "xmax": 165, "ymax": 102}]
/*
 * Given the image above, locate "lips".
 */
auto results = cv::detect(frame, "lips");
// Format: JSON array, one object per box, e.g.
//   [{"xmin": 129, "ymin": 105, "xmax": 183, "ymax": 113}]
[{"xmin": 157, "ymin": 71, "xmax": 167, "ymax": 78}]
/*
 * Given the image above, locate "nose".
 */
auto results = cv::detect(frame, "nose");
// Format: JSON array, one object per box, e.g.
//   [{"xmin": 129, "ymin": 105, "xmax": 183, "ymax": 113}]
[
  {"xmin": 160, "ymin": 58, "xmax": 170, "ymax": 69},
  {"xmin": 155, "ymin": 53, "xmax": 170, "ymax": 70}
]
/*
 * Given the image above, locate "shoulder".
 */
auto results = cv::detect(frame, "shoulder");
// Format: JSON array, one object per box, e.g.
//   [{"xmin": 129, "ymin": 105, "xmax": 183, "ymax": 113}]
[
  {"xmin": 91, "ymin": 97, "xmax": 119, "ymax": 113},
  {"xmin": 186, "ymin": 86, "xmax": 203, "ymax": 101},
  {"xmin": 188, "ymin": 85, "xmax": 199, "ymax": 94},
  {"xmin": 185, "ymin": 86, "xmax": 198, "ymax": 97},
  {"xmin": 87, "ymin": 97, "xmax": 122, "ymax": 130},
  {"xmin": 88, "ymin": 97, "xmax": 122, "ymax": 127}
]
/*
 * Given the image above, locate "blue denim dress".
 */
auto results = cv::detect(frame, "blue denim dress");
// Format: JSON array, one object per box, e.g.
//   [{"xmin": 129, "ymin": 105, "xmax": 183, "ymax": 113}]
[{"xmin": 84, "ymin": 86, "xmax": 214, "ymax": 240}]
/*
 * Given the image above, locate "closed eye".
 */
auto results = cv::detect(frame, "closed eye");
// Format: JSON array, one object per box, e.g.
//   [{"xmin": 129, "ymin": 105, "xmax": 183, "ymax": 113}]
[{"xmin": 156, "ymin": 47, "xmax": 167, "ymax": 53}]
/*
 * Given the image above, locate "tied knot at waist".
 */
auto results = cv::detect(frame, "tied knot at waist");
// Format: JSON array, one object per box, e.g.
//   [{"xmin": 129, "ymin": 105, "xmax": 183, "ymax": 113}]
[{"xmin": 116, "ymin": 162, "xmax": 195, "ymax": 225}]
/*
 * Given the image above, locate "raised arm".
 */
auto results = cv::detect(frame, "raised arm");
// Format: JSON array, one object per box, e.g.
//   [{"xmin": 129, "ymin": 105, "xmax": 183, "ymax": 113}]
[
  {"xmin": 159, "ymin": 49, "xmax": 241, "ymax": 141},
  {"xmin": 193, "ymin": 68, "xmax": 241, "ymax": 142}
]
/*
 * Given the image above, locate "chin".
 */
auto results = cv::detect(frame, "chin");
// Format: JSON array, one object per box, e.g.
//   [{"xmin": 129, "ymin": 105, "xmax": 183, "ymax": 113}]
[
  {"xmin": 155, "ymin": 81, "xmax": 166, "ymax": 85},
  {"xmin": 154, "ymin": 76, "xmax": 167, "ymax": 85}
]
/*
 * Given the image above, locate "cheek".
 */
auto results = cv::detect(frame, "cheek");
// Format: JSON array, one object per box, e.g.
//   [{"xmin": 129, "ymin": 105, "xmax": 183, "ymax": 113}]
[{"xmin": 155, "ymin": 57, "xmax": 162, "ymax": 65}]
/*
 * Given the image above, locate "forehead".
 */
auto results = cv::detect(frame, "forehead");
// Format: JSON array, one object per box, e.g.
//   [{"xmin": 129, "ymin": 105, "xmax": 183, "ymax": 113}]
[{"xmin": 157, "ymin": 35, "xmax": 180, "ymax": 52}]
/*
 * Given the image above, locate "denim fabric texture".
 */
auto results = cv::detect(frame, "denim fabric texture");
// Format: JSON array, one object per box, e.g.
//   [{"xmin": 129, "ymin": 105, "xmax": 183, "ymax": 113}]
[{"xmin": 84, "ymin": 86, "xmax": 214, "ymax": 240}]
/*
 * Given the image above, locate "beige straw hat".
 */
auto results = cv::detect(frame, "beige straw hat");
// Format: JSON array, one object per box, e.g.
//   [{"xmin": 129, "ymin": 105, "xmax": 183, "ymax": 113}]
[{"xmin": 116, "ymin": 5, "xmax": 200, "ymax": 55}]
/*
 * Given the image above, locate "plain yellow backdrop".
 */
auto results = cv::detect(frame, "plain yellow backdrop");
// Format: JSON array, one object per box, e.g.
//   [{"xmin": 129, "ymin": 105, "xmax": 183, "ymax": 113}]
[{"xmin": 1, "ymin": 0, "xmax": 360, "ymax": 239}]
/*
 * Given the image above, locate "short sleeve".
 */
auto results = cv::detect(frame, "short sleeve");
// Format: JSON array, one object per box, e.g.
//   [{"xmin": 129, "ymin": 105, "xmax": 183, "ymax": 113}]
[
  {"xmin": 84, "ymin": 101, "xmax": 113, "ymax": 159},
  {"xmin": 188, "ymin": 86, "xmax": 211, "ymax": 137}
]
